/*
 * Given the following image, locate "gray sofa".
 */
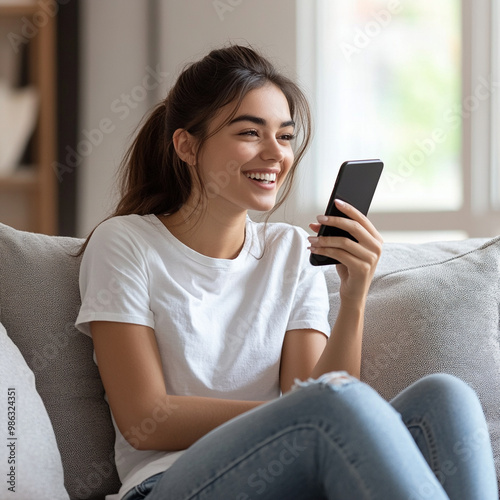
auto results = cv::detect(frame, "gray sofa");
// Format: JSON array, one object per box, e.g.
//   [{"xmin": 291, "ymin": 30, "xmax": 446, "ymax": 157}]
[{"xmin": 0, "ymin": 222, "xmax": 499, "ymax": 499}]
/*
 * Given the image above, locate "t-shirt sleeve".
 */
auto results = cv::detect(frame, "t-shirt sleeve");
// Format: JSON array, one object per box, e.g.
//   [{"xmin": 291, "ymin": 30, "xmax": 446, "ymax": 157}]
[
  {"xmin": 75, "ymin": 219, "xmax": 155, "ymax": 337},
  {"xmin": 286, "ymin": 229, "xmax": 331, "ymax": 337}
]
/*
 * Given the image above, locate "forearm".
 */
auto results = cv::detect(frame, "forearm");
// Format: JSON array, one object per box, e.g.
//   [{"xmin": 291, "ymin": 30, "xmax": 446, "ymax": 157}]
[
  {"xmin": 310, "ymin": 300, "xmax": 365, "ymax": 379},
  {"xmin": 122, "ymin": 393, "xmax": 264, "ymax": 451}
]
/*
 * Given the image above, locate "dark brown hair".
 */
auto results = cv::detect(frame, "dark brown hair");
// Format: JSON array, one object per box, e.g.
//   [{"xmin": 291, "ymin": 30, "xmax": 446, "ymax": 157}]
[{"xmin": 77, "ymin": 44, "xmax": 312, "ymax": 255}]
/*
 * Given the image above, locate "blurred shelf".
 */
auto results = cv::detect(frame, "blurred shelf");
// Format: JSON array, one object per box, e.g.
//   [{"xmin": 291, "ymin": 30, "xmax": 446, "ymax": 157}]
[
  {"xmin": 0, "ymin": 1, "xmax": 57, "ymax": 234},
  {"xmin": 0, "ymin": 167, "xmax": 38, "ymax": 190},
  {"xmin": 0, "ymin": 3, "xmax": 37, "ymax": 16}
]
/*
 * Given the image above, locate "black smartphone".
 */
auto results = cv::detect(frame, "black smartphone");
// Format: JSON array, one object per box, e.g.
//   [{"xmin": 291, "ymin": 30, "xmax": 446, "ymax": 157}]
[{"xmin": 310, "ymin": 159, "xmax": 384, "ymax": 266}]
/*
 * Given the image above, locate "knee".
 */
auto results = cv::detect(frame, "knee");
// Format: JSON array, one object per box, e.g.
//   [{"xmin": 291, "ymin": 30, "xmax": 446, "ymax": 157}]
[
  {"xmin": 414, "ymin": 373, "xmax": 478, "ymax": 406},
  {"xmin": 292, "ymin": 373, "xmax": 399, "ymax": 423},
  {"xmin": 292, "ymin": 371, "xmax": 356, "ymax": 391},
  {"xmin": 289, "ymin": 373, "xmax": 360, "ymax": 413}
]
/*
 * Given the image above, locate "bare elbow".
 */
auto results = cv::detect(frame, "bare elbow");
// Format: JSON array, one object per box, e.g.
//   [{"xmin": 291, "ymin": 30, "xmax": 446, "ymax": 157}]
[
  {"xmin": 121, "ymin": 424, "xmax": 157, "ymax": 451},
  {"xmin": 116, "ymin": 398, "xmax": 180, "ymax": 451}
]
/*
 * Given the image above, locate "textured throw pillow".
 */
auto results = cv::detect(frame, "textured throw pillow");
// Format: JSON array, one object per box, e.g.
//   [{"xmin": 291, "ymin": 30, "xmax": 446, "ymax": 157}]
[
  {"xmin": 324, "ymin": 236, "xmax": 500, "ymax": 480},
  {"xmin": 0, "ymin": 322, "xmax": 69, "ymax": 499},
  {"xmin": 0, "ymin": 223, "xmax": 120, "ymax": 499}
]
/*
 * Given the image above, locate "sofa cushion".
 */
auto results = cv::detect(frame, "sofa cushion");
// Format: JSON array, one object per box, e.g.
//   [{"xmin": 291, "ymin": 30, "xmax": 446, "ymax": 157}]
[
  {"xmin": 0, "ymin": 321, "xmax": 69, "ymax": 499},
  {"xmin": 0, "ymin": 223, "xmax": 120, "ymax": 500},
  {"xmin": 324, "ymin": 236, "xmax": 500, "ymax": 480}
]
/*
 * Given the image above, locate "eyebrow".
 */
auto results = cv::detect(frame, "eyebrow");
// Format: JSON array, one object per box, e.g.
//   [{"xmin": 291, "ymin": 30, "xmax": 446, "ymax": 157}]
[{"xmin": 228, "ymin": 114, "xmax": 295, "ymax": 129}]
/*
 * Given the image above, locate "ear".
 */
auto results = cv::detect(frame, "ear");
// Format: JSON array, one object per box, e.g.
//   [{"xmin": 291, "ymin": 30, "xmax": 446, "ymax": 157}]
[{"xmin": 173, "ymin": 128, "xmax": 197, "ymax": 165}]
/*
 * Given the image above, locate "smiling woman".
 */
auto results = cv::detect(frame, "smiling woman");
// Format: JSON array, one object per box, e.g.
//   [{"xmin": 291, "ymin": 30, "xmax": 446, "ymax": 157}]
[
  {"xmin": 74, "ymin": 44, "xmax": 497, "ymax": 500},
  {"xmin": 177, "ymin": 84, "xmax": 294, "ymax": 210},
  {"xmin": 160, "ymin": 83, "xmax": 296, "ymax": 258},
  {"xmin": 76, "ymin": 46, "xmax": 311, "ymax": 258}
]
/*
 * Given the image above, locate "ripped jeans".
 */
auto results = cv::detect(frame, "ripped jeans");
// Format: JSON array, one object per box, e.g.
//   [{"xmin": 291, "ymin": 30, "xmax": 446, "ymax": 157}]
[{"xmin": 122, "ymin": 373, "xmax": 498, "ymax": 500}]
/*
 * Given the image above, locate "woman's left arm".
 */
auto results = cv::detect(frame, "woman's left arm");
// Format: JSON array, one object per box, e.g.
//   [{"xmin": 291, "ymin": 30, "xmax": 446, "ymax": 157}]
[{"xmin": 280, "ymin": 200, "xmax": 383, "ymax": 393}]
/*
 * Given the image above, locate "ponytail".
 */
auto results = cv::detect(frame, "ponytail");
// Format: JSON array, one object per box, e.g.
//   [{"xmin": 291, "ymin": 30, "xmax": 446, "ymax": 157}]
[
  {"xmin": 75, "ymin": 44, "xmax": 312, "ymax": 257},
  {"xmin": 114, "ymin": 102, "xmax": 191, "ymax": 217}
]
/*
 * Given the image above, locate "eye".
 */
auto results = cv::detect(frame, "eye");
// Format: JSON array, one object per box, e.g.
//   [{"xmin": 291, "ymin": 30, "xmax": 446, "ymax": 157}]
[
  {"xmin": 239, "ymin": 129, "xmax": 259, "ymax": 137},
  {"xmin": 279, "ymin": 133, "xmax": 296, "ymax": 141}
]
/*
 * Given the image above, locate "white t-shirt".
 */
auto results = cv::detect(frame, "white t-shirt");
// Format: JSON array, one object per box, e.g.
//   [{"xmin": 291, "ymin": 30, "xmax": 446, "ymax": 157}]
[{"xmin": 75, "ymin": 214, "xmax": 331, "ymax": 499}]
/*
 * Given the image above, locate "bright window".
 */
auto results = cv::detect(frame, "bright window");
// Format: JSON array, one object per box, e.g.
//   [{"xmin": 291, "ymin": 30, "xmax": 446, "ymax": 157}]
[{"xmin": 297, "ymin": 0, "xmax": 499, "ymax": 241}]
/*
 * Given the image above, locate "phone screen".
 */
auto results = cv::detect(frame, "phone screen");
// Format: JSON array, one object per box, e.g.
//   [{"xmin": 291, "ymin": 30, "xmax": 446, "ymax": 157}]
[{"xmin": 310, "ymin": 159, "xmax": 384, "ymax": 266}]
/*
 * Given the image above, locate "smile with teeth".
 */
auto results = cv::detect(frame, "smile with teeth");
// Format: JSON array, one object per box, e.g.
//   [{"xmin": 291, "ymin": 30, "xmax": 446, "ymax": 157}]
[{"xmin": 245, "ymin": 172, "xmax": 277, "ymax": 184}]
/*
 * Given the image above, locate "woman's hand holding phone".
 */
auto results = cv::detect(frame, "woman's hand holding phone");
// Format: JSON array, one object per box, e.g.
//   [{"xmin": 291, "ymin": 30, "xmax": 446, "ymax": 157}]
[
  {"xmin": 308, "ymin": 159, "xmax": 383, "ymax": 306},
  {"xmin": 308, "ymin": 199, "xmax": 383, "ymax": 307}
]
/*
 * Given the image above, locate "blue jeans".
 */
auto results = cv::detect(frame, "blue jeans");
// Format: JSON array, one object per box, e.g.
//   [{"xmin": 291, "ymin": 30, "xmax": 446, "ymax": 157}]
[{"xmin": 121, "ymin": 373, "xmax": 497, "ymax": 500}]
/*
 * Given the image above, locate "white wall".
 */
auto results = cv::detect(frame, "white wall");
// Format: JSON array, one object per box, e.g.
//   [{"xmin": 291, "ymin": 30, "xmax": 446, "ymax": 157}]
[
  {"xmin": 78, "ymin": 0, "xmax": 154, "ymax": 236},
  {"xmin": 156, "ymin": 0, "xmax": 297, "ymax": 95},
  {"xmin": 78, "ymin": 0, "xmax": 299, "ymax": 236}
]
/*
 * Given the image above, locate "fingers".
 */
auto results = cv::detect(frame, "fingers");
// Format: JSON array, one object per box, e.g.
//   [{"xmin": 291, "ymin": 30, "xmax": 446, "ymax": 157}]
[
  {"xmin": 331, "ymin": 200, "xmax": 383, "ymax": 243},
  {"xmin": 308, "ymin": 199, "xmax": 383, "ymax": 265},
  {"xmin": 310, "ymin": 200, "xmax": 383, "ymax": 243},
  {"xmin": 308, "ymin": 235, "xmax": 379, "ymax": 269}
]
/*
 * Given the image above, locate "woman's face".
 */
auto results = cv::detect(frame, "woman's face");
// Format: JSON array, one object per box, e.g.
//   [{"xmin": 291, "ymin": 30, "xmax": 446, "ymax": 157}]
[{"xmin": 195, "ymin": 83, "xmax": 295, "ymax": 214}]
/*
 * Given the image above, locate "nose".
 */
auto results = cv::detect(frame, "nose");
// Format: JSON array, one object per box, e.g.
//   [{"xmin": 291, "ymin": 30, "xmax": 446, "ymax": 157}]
[{"xmin": 260, "ymin": 137, "xmax": 285, "ymax": 162}]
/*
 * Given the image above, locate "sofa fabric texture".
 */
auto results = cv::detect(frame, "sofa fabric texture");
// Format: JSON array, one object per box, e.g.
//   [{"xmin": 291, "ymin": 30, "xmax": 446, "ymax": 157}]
[
  {"xmin": 325, "ymin": 235, "xmax": 500, "ymax": 482},
  {"xmin": 0, "ymin": 222, "xmax": 499, "ymax": 499},
  {"xmin": 0, "ymin": 322, "xmax": 69, "ymax": 499},
  {"xmin": 0, "ymin": 224, "xmax": 120, "ymax": 500}
]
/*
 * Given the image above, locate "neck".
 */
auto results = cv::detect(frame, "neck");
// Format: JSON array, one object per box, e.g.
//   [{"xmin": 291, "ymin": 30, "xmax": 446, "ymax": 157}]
[{"xmin": 160, "ymin": 199, "xmax": 248, "ymax": 260}]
